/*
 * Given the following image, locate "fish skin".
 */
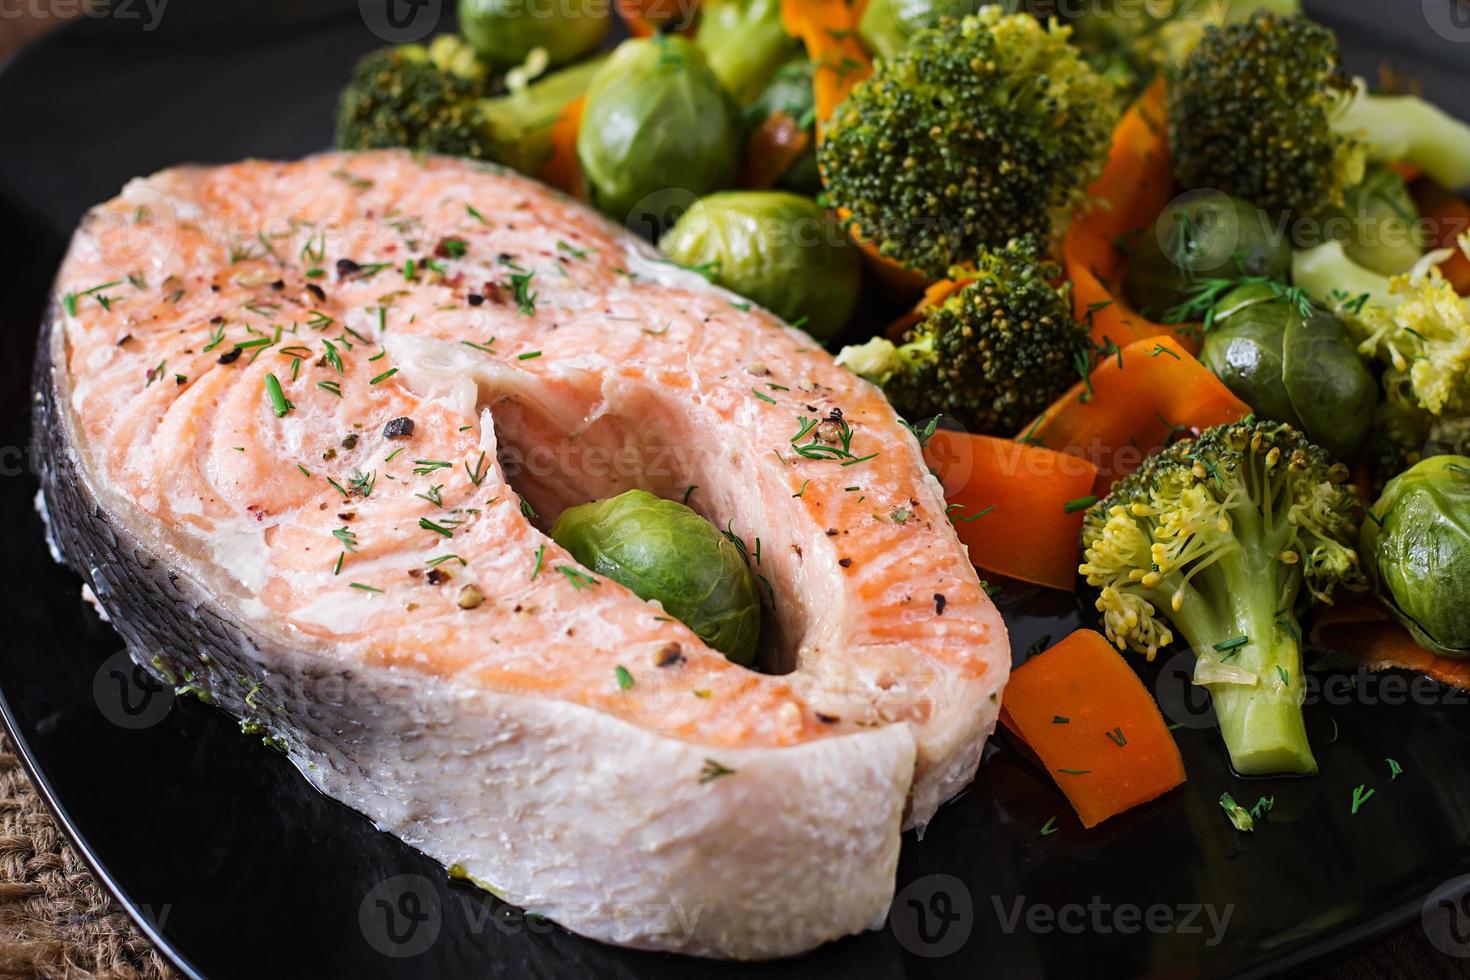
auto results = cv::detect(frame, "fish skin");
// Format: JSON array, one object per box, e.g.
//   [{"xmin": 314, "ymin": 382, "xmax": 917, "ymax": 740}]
[{"xmin": 33, "ymin": 151, "xmax": 1008, "ymax": 958}]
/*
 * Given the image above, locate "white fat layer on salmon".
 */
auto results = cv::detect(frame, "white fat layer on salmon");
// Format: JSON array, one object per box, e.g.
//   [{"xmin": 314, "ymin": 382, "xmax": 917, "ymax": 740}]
[{"xmin": 36, "ymin": 151, "xmax": 1009, "ymax": 960}]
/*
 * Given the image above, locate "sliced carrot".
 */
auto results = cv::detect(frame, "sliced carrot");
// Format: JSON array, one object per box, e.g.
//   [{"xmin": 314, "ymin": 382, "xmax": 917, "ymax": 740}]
[
  {"xmin": 883, "ymin": 276, "xmax": 967, "ymax": 340},
  {"xmin": 779, "ymin": 0, "xmax": 929, "ymax": 294},
  {"xmin": 1310, "ymin": 609, "xmax": 1470, "ymax": 691},
  {"xmin": 538, "ymin": 95, "xmax": 586, "ymax": 199},
  {"xmin": 1389, "ymin": 161, "xmax": 1423, "ymax": 183},
  {"xmin": 923, "ymin": 431, "xmax": 1098, "ymax": 591},
  {"xmin": 998, "ymin": 629, "xmax": 1186, "ymax": 829},
  {"xmin": 1411, "ymin": 179, "xmax": 1470, "ymax": 296},
  {"xmin": 614, "ymin": 0, "xmax": 694, "ymax": 36},
  {"xmin": 740, "ymin": 111, "xmax": 811, "ymax": 190},
  {"xmin": 1021, "ymin": 335, "xmax": 1252, "ymax": 497},
  {"xmin": 1062, "ymin": 77, "xmax": 1199, "ymax": 353},
  {"xmin": 779, "ymin": 0, "xmax": 871, "ymax": 132}
]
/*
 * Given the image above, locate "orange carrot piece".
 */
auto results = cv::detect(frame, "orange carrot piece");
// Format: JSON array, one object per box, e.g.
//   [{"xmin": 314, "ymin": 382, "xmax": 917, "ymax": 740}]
[
  {"xmin": 1412, "ymin": 179, "xmax": 1470, "ymax": 296},
  {"xmin": 614, "ymin": 0, "xmax": 694, "ymax": 36},
  {"xmin": 1021, "ymin": 336, "xmax": 1252, "ymax": 496},
  {"xmin": 999, "ymin": 629, "xmax": 1186, "ymax": 828},
  {"xmin": 740, "ymin": 111, "xmax": 812, "ymax": 190},
  {"xmin": 1062, "ymin": 78, "xmax": 1199, "ymax": 353},
  {"xmin": 779, "ymin": 0, "xmax": 871, "ymax": 132},
  {"xmin": 780, "ymin": 0, "xmax": 929, "ymax": 294},
  {"xmin": 538, "ymin": 96, "xmax": 586, "ymax": 198},
  {"xmin": 923, "ymin": 431, "xmax": 1098, "ymax": 591},
  {"xmin": 1310, "ymin": 611, "xmax": 1470, "ymax": 691}
]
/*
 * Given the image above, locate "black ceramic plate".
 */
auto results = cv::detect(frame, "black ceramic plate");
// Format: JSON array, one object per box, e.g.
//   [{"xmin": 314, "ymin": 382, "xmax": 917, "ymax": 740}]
[{"xmin": 3, "ymin": 2, "xmax": 1470, "ymax": 977}]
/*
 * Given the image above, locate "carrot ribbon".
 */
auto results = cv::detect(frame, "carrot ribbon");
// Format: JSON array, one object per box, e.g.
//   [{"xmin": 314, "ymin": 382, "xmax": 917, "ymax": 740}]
[
  {"xmin": 923, "ymin": 431, "xmax": 1098, "ymax": 592},
  {"xmin": 999, "ymin": 629, "xmax": 1187, "ymax": 829},
  {"xmin": 1021, "ymin": 336, "xmax": 1252, "ymax": 497}
]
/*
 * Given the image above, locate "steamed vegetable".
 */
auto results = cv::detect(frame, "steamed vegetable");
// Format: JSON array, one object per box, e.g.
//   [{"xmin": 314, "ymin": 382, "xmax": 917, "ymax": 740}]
[
  {"xmin": 696, "ymin": 0, "xmax": 799, "ymax": 106},
  {"xmin": 1362, "ymin": 455, "xmax": 1470, "ymax": 658},
  {"xmin": 998, "ymin": 630, "xmax": 1187, "ymax": 829},
  {"xmin": 837, "ymin": 238, "xmax": 1090, "ymax": 435},
  {"xmin": 1080, "ymin": 418, "xmax": 1364, "ymax": 774},
  {"xmin": 1311, "ymin": 164, "xmax": 1425, "ymax": 277},
  {"xmin": 335, "ymin": 35, "xmax": 602, "ymax": 174},
  {"xmin": 1199, "ymin": 284, "xmax": 1377, "ymax": 461},
  {"xmin": 741, "ymin": 56, "xmax": 819, "ymax": 194},
  {"xmin": 1169, "ymin": 12, "xmax": 1470, "ymax": 219},
  {"xmin": 552, "ymin": 490, "xmax": 761, "ymax": 664},
  {"xmin": 1123, "ymin": 190, "xmax": 1292, "ymax": 321},
  {"xmin": 658, "ymin": 191, "xmax": 861, "ymax": 339},
  {"xmin": 577, "ymin": 37, "xmax": 741, "ymax": 231},
  {"xmin": 1024, "ymin": 336, "xmax": 1252, "ymax": 496},
  {"xmin": 458, "ymin": 0, "xmax": 609, "ymax": 68},
  {"xmin": 818, "ymin": 8, "xmax": 1115, "ymax": 279},
  {"xmin": 922, "ymin": 431, "xmax": 1099, "ymax": 591},
  {"xmin": 856, "ymin": 0, "xmax": 984, "ymax": 62}
]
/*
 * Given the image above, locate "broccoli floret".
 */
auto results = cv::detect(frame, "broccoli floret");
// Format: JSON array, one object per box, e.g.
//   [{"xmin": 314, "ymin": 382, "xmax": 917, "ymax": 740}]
[
  {"xmin": 1080, "ymin": 418, "xmax": 1364, "ymax": 774},
  {"xmin": 335, "ymin": 35, "xmax": 602, "ymax": 174},
  {"xmin": 1351, "ymin": 257, "xmax": 1470, "ymax": 420},
  {"xmin": 818, "ymin": 9, "xmax": 1115, "ymax": 279},
  {"xmin": 1171, "ymin": 12, "xmax": 1470, "ymax": 218},
  {"xmin": 835, "ymin": 238, "xmax": 1088, "ymax": 434},
  {"xmin": 1068, "ymin": 0, "xmax": 1300, "ymax": 99},
  {"xmin": 1169, "ymin": 12, "xmax": 1365, "ymax": 217}
]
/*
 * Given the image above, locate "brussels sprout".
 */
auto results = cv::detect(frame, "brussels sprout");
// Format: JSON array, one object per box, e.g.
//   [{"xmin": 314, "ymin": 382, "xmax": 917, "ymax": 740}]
[
  {"xmin": 1124, "ymin": 191, "xmax": 1291, "ymax": 320},
  {"xmin": 577, "ymin": 37, "xmax": 742, "ymax": 234},
  {"xmin": 1362, "ymin": 455, "xmax": 1470, "ymax": 658},
  {"xmin": 858, "ymin": 0, "xmax": 986, "ymax": 61},
  {"xmin": 552, "ymin": 490, "xmax": 761, "ymax": 664},
  {"xmin": 743, "ymin": 57, "xmax": 820, "ymax": 195},
  {"xmin": 1202, "ymin": 284, "xmax": 1377, "ymax": 461},
  {"xmin": 659, "ymin": 191, "xmax": 861, "ymax": 339},
  {"xmin": 459, "ymin": 0, "xmax": 610, "ymax": 69},
  {"xmin": 1306, "ymin": 164, "xmax": 1425, "ymax": 277}
]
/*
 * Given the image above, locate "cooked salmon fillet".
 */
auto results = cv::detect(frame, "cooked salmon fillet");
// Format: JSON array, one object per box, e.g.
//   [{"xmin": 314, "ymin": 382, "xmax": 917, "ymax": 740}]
[{"xmin": 35, "ymin": 151, "xmax": 1009, "ymax": 959}]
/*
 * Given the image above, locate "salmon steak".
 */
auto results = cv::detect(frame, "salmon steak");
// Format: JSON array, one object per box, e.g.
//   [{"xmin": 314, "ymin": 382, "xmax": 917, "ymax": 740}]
[{"xmin": 33, "ymin": 150, "xmax": 1008, "ymax": 960}]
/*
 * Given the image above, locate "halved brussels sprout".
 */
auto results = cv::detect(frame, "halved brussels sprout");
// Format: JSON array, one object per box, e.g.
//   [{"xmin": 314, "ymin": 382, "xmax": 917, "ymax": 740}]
[
  {"xmin": 1362, "ymin": 455, "xmax": 1470, "ymax": 658},
  {"xmin": 1305, "ymin": 164, "xmax": 1425, "ymax": 277},
  {"xmin": 551, "ymin": 490, "xmax": 761, "ymax": 665},
  {"xmin": 658, "ymin": 191, "xmax": 861, "ymax": 340},
  {"xmin": 459, "ymin": 0, "xmax": 610, "ymax": 69},
  {"xmin": 1202, "ymin": 284, "xmax": 1377, "ymax": 461},
  {"xmin": 577, "ymin": 37, "xmax": 742, "ymax": 234},
  {"xmin": 1124, "ymin": 191, "xmax": 1291, "ymax": 320}
]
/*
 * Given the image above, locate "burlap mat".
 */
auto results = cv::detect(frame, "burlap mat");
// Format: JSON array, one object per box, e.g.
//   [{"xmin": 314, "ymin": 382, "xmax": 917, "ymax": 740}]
[
  {"xmin": 0, "ymin": 736, "xmax": 170, "ymax": 980},
  {"xmin": 0, "ymin": 731, "xmax": 1458, "ymax": 978}
]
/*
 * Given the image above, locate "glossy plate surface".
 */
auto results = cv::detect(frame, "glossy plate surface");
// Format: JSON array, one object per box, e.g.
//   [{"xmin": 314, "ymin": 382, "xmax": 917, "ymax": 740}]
[{"xmin": 1, "ymin": 2, "xmax": 1468, "ymax": 976}]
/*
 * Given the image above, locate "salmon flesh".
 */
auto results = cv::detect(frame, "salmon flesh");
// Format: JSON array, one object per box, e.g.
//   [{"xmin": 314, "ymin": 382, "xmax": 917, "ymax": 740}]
[{"xmin": 33, "ymin": 151, "xmax": 1009, "ymax": 959}]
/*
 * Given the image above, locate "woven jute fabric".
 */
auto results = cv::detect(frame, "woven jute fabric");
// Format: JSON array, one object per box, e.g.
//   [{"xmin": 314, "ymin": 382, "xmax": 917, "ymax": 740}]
[{"xmin": 0, "ymin": 737, "xmax": 170, "ymax": 980}]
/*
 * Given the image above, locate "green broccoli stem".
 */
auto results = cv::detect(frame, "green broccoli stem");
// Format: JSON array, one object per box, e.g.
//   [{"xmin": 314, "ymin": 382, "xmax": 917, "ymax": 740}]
[
  {"xmin": 1170, "ymin": 547, "xmax": 1317, "ymax": 776},
  {"xmin": 478, "ymin": 57, "xmax": 606, "ymax": 175},
  {"xmin": 1335, "ymin": 89, "xmax": 1470, "ymax": 192}
]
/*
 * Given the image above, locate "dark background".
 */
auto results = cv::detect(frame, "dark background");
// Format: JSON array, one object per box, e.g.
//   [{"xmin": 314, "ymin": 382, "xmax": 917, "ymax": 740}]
[{"xmin": 2, "ymin": 1, "xmax": 1470, "ymax": 977}]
